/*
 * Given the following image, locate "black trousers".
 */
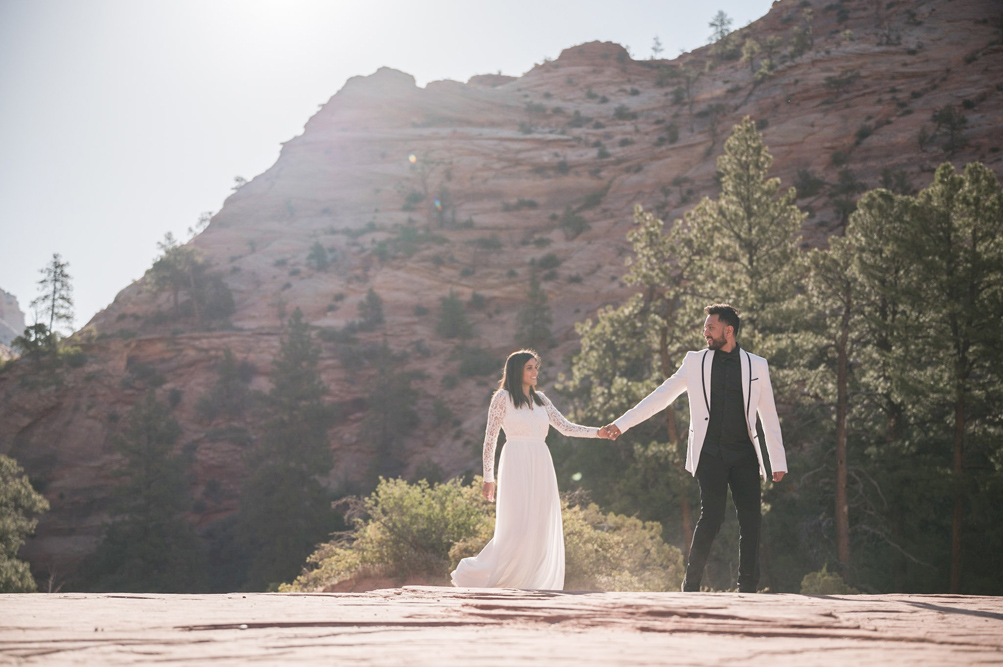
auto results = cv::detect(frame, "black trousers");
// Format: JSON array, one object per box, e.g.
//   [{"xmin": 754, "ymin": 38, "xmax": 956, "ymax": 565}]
[{"xmin": 682, "ymin": 447, "xmax": 762, "ymax": 592}]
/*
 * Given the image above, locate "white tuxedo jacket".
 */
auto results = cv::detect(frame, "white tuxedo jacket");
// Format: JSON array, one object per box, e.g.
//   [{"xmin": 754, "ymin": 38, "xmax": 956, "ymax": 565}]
[{"xmin": 613, "ymin": 347, "xmax": 787, "ymax": 480}]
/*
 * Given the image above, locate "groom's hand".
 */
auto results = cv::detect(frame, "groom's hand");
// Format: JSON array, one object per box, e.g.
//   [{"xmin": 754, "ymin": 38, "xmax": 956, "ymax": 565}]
[
  {"xmin": 772, "ymin": 471, "xmax": 785, "ymax": 482},
  {"xmin": 601, "ymin": 424, "xmax": 621, "ymax": 440}
]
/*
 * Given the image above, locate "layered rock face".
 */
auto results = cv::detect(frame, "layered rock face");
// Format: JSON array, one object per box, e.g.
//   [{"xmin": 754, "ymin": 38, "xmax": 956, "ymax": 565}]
[
  {"xmin": 0, "ymin": 288, "xmax": 25, "ymax": 348},
  {"xmin": 2, "ymin": 0, "xmax": 1001, "ymax": 582}
]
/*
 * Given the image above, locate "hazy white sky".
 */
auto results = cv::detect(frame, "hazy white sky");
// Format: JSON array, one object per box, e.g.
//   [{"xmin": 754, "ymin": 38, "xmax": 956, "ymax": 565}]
[{"xmin": 0, "ymin": 0, "xmax": 774, "ymax": 332}]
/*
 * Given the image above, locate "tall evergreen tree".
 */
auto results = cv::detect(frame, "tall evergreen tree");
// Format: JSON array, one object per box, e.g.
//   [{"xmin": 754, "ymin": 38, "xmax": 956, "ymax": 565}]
[
  {"xmin": 0, "ymin": 455, "xmax": 50, "ymax": 592},
  {"xmin": 29, "ymin": 253, "xmax": 73, "ymax": 335},
  {"xmin": 361, "ymin": 343, "xmax": 420, "ymax": 483},
  {"xmin": 239, "ymin": 308, "xmax": 336, "ymax": 590},
  {"xmin": 87, "ymin": 391, "xmax": 207, "ymax": 592},
  {"xmin": 889, "ymin": 163, "xmax": 1003, "ymax": 592},
  {"xmin": 515, "ymin": 278, "xmax": 554, "ymax": 350}
]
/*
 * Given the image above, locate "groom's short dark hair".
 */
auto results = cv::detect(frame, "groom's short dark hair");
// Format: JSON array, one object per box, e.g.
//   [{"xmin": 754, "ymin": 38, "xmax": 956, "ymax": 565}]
[{"xmin": 705, "ymin": 303, "xmax": 741, "ymax": 337}]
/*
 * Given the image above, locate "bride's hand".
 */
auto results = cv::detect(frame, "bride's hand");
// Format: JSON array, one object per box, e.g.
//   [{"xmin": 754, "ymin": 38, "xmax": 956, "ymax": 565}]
[{"xmin": 483, "ymin": 481, "xmax": 496, "ymax": 502}]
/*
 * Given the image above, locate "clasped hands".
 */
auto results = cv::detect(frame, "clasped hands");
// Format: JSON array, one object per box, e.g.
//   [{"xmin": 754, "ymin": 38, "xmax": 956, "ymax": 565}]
[{"xmin": 597, "ymin": 424, "xmax": 621, "ymax": 440}]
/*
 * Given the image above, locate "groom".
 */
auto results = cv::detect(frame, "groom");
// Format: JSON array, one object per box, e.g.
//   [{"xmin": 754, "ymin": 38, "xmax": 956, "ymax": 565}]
[{"xmin": 599, "ymin": 304, "xmax": 787, "ymax": 593}]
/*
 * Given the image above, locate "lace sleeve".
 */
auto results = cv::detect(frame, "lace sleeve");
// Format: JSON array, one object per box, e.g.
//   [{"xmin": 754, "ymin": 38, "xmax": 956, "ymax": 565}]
[
  {"xmin": 540, "ymin": 393, "xmax": 599, "ymax": 439},
  {"xmin": 482, "ymin": 390, "xmax": 508, "ymax": 483}
]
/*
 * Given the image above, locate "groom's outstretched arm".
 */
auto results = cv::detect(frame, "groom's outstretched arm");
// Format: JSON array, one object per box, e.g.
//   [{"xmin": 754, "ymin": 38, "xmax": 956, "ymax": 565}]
[{"xmin": 610, "ymin": 354, "xmax": 692, "ymax": 436}]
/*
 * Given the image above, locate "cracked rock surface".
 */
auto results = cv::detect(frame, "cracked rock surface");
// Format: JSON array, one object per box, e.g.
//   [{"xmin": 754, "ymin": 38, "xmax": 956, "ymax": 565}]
[{"xmin": 2, "ymin": 587, "xmax": 1001, "ymax": 665}]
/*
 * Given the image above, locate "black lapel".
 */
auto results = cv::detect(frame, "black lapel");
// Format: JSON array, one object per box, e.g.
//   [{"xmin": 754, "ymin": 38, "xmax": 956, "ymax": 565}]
[{"xmin": 701, "ymin": 350, "xmax": 711, "ymax": 415}]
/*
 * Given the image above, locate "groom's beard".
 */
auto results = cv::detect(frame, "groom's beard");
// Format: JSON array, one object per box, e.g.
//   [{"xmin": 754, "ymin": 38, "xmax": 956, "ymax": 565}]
[{"xmin": 705, "ymin": 333, "xmax": 727, "ymax": 350}]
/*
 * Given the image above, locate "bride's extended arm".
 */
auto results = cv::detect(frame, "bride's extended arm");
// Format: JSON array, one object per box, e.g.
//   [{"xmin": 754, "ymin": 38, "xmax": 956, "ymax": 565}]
[
  {"xmin": 540, "ymin": 393, "xmax": 600, "ymax": 438},
  {"xmin": 482, "ymin": 391, "xmax": 508, "ymax": 487}
]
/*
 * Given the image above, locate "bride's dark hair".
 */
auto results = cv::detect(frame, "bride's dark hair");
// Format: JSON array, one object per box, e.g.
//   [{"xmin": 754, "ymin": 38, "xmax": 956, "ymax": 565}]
[{"xmin": 499, "ymin": 349, "xmax": 545, "ymax": 409}]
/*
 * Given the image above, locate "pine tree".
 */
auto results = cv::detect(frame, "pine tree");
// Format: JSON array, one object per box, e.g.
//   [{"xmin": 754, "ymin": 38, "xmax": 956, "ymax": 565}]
[
  {"xmin": 515, "ymin": 278, "xmax": 554, "ymax": 350},
  {"xmin": 87, "ymin": 391, "xmax": 207, "ymax": 592},
  {"xmin": 888, "ymin": 163, "xmax": 1003, "ymax": 592},
  {"xmin": 239, "ymin": 308, "xmax": 336, "ymax": 590},
  {"xmin": 0, "ymin": 455, "xmax": 50, "ymax": 592},
  {"xmin": 436, "ymin": 290, "xmax": 473, "ymax": 339},
  {"xmin": 29, "ymin": 253, "xmax": 73, "ymax": 335},
  {"xmin": 361, "ymin": 343, "xmax": 420, "ymax": 482},
  {"xmin": 687, "ymin": 116, "xmax": 807, "ymax": 347},
  {"xmin": 358, "ymin": 288, "xmax": 385, "ymax": 331}
]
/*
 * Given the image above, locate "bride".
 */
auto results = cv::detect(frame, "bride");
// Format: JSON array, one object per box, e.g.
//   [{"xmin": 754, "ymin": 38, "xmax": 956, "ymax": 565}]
[{"xmin": 450, "ymin": 349, "xmax": 609, "ymax": 590}]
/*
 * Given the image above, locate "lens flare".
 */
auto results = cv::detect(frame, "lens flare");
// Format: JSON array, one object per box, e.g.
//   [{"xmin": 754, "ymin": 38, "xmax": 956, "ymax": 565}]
[
  {"xmin": 434, "ymin": 199, "xmax": 442, "ymax": 211},
  {"xmin": 408, "ymin": 154, "xmax": 417, "ymax": 164},
  {"xmin": 571, "ymin": 472, "xmax": 583, "ymax": 482}
]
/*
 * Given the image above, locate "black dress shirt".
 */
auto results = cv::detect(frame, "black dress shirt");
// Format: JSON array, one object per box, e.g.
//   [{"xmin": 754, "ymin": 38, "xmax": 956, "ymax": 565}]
[{"xmin": 702, "ymin": 344, "xmax": 756, "ymax": 465}]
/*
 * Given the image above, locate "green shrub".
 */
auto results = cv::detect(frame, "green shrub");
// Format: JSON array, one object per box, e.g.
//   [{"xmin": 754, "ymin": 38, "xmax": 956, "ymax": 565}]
[
  {"xmin": 613, "ymin": 105, "xmax": 638, "ymax": 121},
  {"xmin": 800, "ymin": 564, "xmax": 860, "ymax": 594},
  {"xmin": 282, "ymin": 478, "xmax": 491, "ymax": 590},
  {"xmin": 559, "ymin": 206, "xmax": 590, "ymax": 239},
  {"xmin": 437, "ymin": 291, "xmax": 473, "ymax": 339},
  {"xmin": 282, "ymin": 479, "xmax": 685, "ymax": 593},
  {"xmin": 563, "ymin": 503, "xmax": 684, "ymax": 591},
  {"xmin": 794, "ymin": 169, "xmax": 826, "ymax": 198},
  {"xmin": 536, "ymin": 253, "xmax": 562, "ymax": 270}
]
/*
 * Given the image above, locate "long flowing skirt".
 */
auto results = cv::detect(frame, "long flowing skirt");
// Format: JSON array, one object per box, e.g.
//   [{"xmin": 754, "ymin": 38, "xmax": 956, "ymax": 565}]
[{"xmin": 450, "ymin": 438, "xmax": 565, "ymax": 590}]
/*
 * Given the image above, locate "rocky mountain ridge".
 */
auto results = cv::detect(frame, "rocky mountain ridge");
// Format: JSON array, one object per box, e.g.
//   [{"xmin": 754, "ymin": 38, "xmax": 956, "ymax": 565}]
[{"xmin": 2, "ymin": 0, "xmax": 1001, "ymax": 584}]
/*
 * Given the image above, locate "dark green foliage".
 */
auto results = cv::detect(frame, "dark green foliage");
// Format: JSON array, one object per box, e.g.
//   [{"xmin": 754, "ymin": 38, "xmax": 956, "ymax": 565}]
[
  {"xmin": 556, "ymin": 159, "xmax": 570, "ymax": 175},
  {"xmin": 361, "ymin": 344, "xmax": 420, "ymax": 482},
  {"xmin": 195, "ymin": 349, "xmax": 254, "ymax": 421},
  {"xmin": 879, "ymin": 168, "xmax": 913, "ymax": 195},
  {"xmin": 30, "ymin": 253, "xmax": 74, "ymax": 335},
  {"xmin": 470, "ymin": 235, "xmax": 503, "ymax": 251},
  {"xmin": 597, "ymin": 145, "xmax": 611, "ymax": 159},
  {"xmin": 502, "ymin": 198, "xmax": 538, "ymax": 212},
  {"xmin": 932, "ymin": 106, "xmax": 968, "ymax": 154},
  {"xmin": 147, "ymin": 234, "xmax": 233, "ymax": 328},
  {"xmin": 559, "ymin": 206, "xmax": 590, "ymax": 240},
  {"xmin": 436, "ymin": 291, "xmax": 473, "ymax": 339},
  {"xmin": 823, "ymin": 69, "xmax": 860, "ymax": 95},
  {"xmin": 238, "ymin": 309, "xmax": 337, "ymax": 590},
  {"xmin": 515, "ymin": 278, "xmax": 555, "ymax": 350},
  {"xmin": 0, "ymin": 455, "xmax": 50, "ymax": 592},
  {"xmin": 830, "ymin": 168, "xmax": 867, "ymax": 226},
  {"xmin": 306, "ymin": 242, "xmax": 329, "ymax": 270},
  {"xmin": 86, "ymin": 391, "xmax": 207, "ymax": 592},
  {"xmin": 855, "ymin": 123, "xmax": 874, "ymax": 144},
  {"xmin": 794, "ymin": 169, "xmax": 826, "ymax": 198},
  {"xmin": 535, "ymin": 253, "xmax": 562, "ymax": 271},
  {"xmin": 401, "ymin": 189, "xmax": 424, "ymax": 211},
  {"xmin": 613, "ymin": 105, "xmax": 638, "ymax": 121},
  {"xmin": 11, "ymin": 323, "xmax": 58, "ymax": 369},
  {"xmin": 357, "ymin": 289, "xmax": 385, "ymax": 331}
]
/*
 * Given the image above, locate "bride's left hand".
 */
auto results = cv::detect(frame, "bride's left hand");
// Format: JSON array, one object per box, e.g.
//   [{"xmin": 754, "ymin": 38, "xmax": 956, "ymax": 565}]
[{"xmin": 483, "ymin": 481, "xmax": 496, "ymax": 502}]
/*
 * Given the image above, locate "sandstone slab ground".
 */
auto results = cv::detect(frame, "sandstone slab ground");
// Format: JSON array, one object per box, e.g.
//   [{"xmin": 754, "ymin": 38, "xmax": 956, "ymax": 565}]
[{"xmin": 2, "ymin": 587, "xmax": 1001, "ymax": 665}]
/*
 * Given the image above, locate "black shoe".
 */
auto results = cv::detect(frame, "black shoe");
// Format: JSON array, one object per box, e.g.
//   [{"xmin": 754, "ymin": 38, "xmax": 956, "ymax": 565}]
[
  {"xmin": 681, "ymin": 580, "xmax": 700, "ymax": 592},
  {"xmin": 737, "ymin": 586, "xmax": 757, "ymax": 593}
]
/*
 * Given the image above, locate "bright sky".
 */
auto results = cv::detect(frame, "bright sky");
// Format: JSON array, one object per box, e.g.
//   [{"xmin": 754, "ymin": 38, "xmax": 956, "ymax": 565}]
[{"xmin": 0, "ymin": 0, "xmax": 774, "ymax": 333}]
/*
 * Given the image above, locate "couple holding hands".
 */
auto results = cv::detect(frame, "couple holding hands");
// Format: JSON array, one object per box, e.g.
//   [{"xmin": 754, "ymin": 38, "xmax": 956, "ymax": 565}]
[{"xmin": 450, "ymin": 304, "xmax": 787, "ymax": 593}]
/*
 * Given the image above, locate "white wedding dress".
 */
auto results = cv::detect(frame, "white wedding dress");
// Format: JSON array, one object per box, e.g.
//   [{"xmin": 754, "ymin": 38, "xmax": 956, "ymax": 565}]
[{"xmin": 450, "ymin": 390, "xmax": 598, "ymax": 590}]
